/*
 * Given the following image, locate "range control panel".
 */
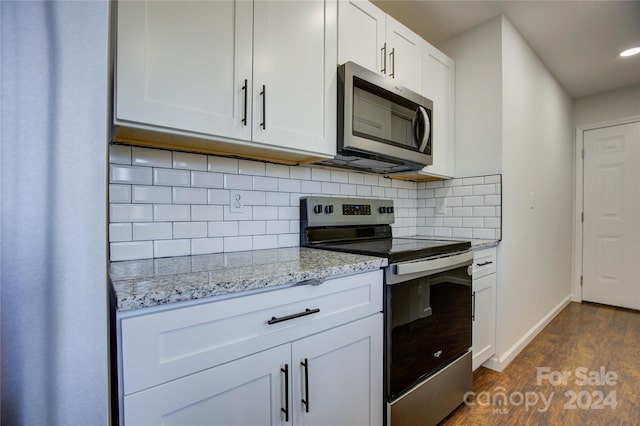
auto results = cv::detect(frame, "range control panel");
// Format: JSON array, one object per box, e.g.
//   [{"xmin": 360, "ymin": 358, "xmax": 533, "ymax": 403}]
[{"xmin": 300, "ymin": 196, "xmax": 394, "ymax": 227}]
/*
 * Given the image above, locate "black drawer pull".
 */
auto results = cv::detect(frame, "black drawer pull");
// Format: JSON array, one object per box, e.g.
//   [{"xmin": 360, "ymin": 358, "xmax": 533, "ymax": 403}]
[
  {"xmin": 476, "ymin": 261, "xmax": 493, "ymax": 267},
  {"xmin": 267, "ymin": 308, "xmax": 320, "ymax": 325}
]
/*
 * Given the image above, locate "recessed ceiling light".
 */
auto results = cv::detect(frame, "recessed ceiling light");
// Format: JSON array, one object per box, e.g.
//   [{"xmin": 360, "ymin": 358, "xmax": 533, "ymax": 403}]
[{"xmin": 620, "ymin": 47, "xmax": 640, "ymax": 57}]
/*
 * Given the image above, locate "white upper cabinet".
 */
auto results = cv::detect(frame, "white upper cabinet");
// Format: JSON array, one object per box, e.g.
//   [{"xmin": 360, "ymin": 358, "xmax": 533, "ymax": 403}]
[
  {"xmin": 116, "ymin": 1, "xmax": 253, "ymax": 141},
  {"xmin": 252, "ymin": 0, "xmax": 336, "ymax": 154},
  {"xmin": 420, "ymin": 40, "xmax": 455, "ymax": 178},
  {"xmin": 116, "ymin": 0, "xmax": 336, "ymax": 159},
  {"xmin": 338, "ymin": 0, "xmax": 422, "ymax": 93},
  {"xmin": 384, "ymin": 15, "xmax": 422, "ymax": 93},
  {"xmin": 338, "ymin": 0, "xmax": 386, "ymax": 73}
]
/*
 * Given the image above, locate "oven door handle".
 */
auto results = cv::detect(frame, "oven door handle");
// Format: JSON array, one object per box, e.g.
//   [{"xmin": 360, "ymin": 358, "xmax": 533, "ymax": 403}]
[{"xmin": 394, "ymin": 251, "xmax": 473, "ymax": 276}]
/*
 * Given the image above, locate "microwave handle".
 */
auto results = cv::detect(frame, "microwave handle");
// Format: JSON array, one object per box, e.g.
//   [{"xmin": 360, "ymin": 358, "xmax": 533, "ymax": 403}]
[{"xmin": 416, "ymin": 106, "xmax": 431, "ymax": 153}]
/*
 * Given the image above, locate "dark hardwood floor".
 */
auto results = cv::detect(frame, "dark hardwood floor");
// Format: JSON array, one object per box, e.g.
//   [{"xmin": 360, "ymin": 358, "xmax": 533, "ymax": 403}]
[{"xmin": 441, "ymin": 301, "xmax": 640, "ymax": 425}]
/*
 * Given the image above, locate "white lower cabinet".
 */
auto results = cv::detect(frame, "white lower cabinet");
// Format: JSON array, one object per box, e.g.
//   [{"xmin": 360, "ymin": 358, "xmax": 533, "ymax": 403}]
[
  {"xmin": 118, "ymin": 270, "xmax": 383, "ymax": 425},
  {"xmin": 472, "ymin": 247, "xmax": 497, "ymax": 371}
]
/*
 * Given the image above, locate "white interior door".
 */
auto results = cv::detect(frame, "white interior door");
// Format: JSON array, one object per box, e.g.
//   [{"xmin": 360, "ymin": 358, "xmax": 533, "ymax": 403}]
[{"xmin": 582, "ymin": 122, "xmax": 640, "ymax": 309}]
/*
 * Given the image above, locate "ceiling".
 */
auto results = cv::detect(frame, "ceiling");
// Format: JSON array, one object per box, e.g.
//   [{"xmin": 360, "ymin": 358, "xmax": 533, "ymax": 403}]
[{"xmin": 372, "ymin": 0, "xmax": 640, "ymax": 99}]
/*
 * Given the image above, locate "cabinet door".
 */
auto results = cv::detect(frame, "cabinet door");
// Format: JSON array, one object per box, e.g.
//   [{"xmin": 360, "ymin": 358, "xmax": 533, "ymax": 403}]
[
  {"xmin": 116, "ymin": 0, "xmax": 253, "ymax": 140},
  {"xmin": 124, "ymin": 345, "xmax": 290, "ymax": 426},
  {"xmin": 472, "ymin": 273, "xmax": 496, "ymax": 371},
  {"xmin": 421, "ymin": 40, "xmax": 455, "ymax": 178},
  {"xmin": 253, "ymin": 0, "xmax": 337, "ymax": 156},
  {"xmin": 385, "ymin": 15, "xmax": 422, "ymax": 93},
  {"xmin": 292, "ymin": 314, "xmax": 383, "ymax": 426},
  {"xmin": 338, "ymin": 0, "xmax": 386, "ymax": 73}
]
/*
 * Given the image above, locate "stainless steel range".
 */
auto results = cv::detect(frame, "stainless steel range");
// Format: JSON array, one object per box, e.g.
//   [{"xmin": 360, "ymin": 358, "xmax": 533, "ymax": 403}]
[{"xmin": 300, "ymin": 196, "xmax": 472, "ymax": 426}]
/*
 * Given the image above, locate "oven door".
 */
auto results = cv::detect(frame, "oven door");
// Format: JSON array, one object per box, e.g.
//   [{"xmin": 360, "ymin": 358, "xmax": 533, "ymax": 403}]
[{"xmin": 385, "ymin": 251, "xmax": 472, "ymax": 401}]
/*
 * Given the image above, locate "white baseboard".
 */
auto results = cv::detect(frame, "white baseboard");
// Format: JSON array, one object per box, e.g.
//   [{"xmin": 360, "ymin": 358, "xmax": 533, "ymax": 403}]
[{"xmin": 482, "ymin": 294, "xmax": 573, "ymax": 372}]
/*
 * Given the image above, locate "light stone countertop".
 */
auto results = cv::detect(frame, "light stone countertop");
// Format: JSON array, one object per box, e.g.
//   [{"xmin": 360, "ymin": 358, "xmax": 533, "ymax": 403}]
[{"xmin": 110, "ymin": 247, "xmax": 388, "ymax": 312}]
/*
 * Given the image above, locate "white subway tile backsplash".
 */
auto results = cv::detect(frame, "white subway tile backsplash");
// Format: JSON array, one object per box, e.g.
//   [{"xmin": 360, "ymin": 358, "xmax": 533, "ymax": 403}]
[
  {"xmin": 191, "ymin": 238, "xmax": 223, "ymax": 255},
  {"xmin": 253, "ymin": 206, "xmax": 278, "ymax": 221},
  {"xmin": 110, "ymin": 241, "xmax": 153, "ymax": 261},
  {"xmin": 238, "ymin": 159, "xmax": 266, "ymax": 176},
  {"xmin": 191, "ymin": 205, "xmax": 223, "ymax": 221},
  {"xmin": 109, "ymin": 146, "xmax": 499, "ymax": 260},
  {"xmin": 209, "ymin": 221, "xmax": 239, "ymax": 237},
  {"xmin": 173, "ymin": 152, "xmax": 207, "ymax": 171},
  {"xmin": 173, "ymin": 222, "xmax": 207, "ymax": 239},
  {"xmin": 278, "ymin": 206, "xmax": 298, "ymax": 220},
  {"xmin": 253, "ymin": 176, "xmax": 278, "ymax": 191},
  {"xmin": 153, "ymin": 168, "xmax": 190, "ymax": 186},
  {"xmin": 252, "ymin": 235, "xmax": 278, "ymax": 250},
  {"xmin": 266, "ymin": 220, "xmax": 290, "ymax": 234},
  {"xmin": 110, "ymin": 165, "xmax": 152, "ymax": 185},
  {"xmin": 265, "ymin": 163, "xmax": 290, "ymax": 178},
  {"xmin": 290, "ymin": 167, "xmax": 311, "ymax": 180},
  {"xmin": 109, "ymin": 184, "xmax": 131, "ymax": 203},
  {"xmin": 224, "ymin": 236, "xmax": 252, "ymax": 252},
  {"xmin": 266, "ymin": 192, "xmax": 290, "ymax": 206},
  {"xmin": 133, "ymin": 222, "xmax": 172, "ymax": 241},
  {"xmin": 153, "ymin": 204, "xmax": 190, "ymax": 222},
  {"xmin": 239, "ymin": 221, "xmax": 266, "ymax": 236},
  {"xmin": 154, "ymin": 239, "xmax": 190, "ymax": 258},
  {"xmin": 474, "ymin": 206, "xmax": 496, "ymax": 217},
  {"xmin": 473, "ymin": 228, "xmax": 495, "ymax": 239},
  {"xmin": 340, "ymin": 184, "xmax": 357, "ymax": 196},
  {"xmin": 330, "ymin": 170, "xmax": 349, "ymax": 183},
  {"xmin": 311, "ymin": 168, "xmax": 331, "ymax": 182},
  {"xmin": 278, "ymin": 234, "xmax": 298, "ymax": 248},
  {"xmin": 109, "ymin": 223, "xmax": 132, "ymax": 242},
  {"xmin": 278, "ymin": 178, "xmax": 301, "ymax": 193},
  {"xmin": 191, "ymin": 171, "xmax": 223, "ymax": 188},
  {"xmin": 111, "ymin": 204, "xmax": 153, "ymax": 222},
  {"xmin": 173, "ymin": 187, "xmax": 208, "ymax": 205},
  {"xmin": 223, "ymin": 206, "xmax": 253, "ymax": 221},
  {"xmin": 131, "ymin": 147, "xmax": 172, "ymax": 168},
  {"xmin": 209, "ymin": 156, "xmax": 238, "ymax": 174},
  {"xmin": 208, "ymin": 189, "xmax": 231, "ymax": 205},
  {"xmin": 132, "ymin": 185, "xmax": 172, "ymax": 204},
  {"xmin": 224, "ymin": 174, "xmax": 252, "ymax": 190},
  {"xmin": 463, "ymin": 217, "xmax": 484, "ymax": 228},
  {"xmin": 109, "ymin": 145, "xmax": 131, "ymax": 165}
]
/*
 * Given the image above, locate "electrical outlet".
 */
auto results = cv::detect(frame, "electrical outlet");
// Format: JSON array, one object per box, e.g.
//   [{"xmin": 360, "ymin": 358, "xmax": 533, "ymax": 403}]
[
  {"xmin": 230, "ymin": 192, "xmax": 243, "ymax": 213},
  {"xmin": 436, "ymin": 198, "xmax": 446, "ymax": 215}
]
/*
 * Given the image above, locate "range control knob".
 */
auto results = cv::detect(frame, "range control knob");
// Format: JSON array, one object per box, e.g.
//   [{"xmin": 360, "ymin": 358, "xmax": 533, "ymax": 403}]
[
  {"xmin": 313, "ymin": 204, "xmax": 323, "ymax": 214},
  {"xmin": 386, "ymin": 206, "xmax": 394, "ymax": 214},
  {"xmin": 324, "ymin": 205, "xmax": 334, "ymax": 214},
  {"xmin": 378, "ymin": 206, "xmax": 386, "ymax": 214}
]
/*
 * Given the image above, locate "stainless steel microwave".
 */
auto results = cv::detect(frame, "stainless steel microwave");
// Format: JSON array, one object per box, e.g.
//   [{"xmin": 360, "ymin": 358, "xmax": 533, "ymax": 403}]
[{"xmin": 322, "ymin": 61, "xmax": 433, "ymax": 174}]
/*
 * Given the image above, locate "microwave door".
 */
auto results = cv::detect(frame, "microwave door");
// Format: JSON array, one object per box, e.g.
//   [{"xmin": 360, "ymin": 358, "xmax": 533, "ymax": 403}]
[{"xmin": 416, "ymin": 106, "xmax": 431, "ymax": 154}]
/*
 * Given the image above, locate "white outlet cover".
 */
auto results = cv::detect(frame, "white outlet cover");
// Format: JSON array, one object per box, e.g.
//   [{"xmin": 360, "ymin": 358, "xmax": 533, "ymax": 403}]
[
  {"xmin": 436, "ymin": 198, "xmax": 446, "ymax": 215},
  {"xmin": 230, "ymin": 192, "xmax": 243, "ymax": 213}
]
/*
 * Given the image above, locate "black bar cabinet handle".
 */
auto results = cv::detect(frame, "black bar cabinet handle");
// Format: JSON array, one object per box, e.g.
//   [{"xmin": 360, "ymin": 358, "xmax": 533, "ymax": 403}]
[
  {"xmin": 389, "ymin": 48, "xmax": 395, "ymax": 78},
  {"xmin": 301, "ymin": 358, "xmax": 310, "ymax": 412},
  {"xmin": 477, "ymin": 261, "xmax": 493, "ymax": 267},
  {"xmin": 260, "ymin": 84, "xmax": 266, "ymax": 130},
  {"xmin": 380, "ymin": 43, "xmax": 387, "ymax": 74},
  {"xmin": 472, "ymin": 291, "xmax": 476, "ymax": 321},
  {"xmin": 281, "ymin": 364, "xmax": 289, "ymax": 422},
  {"xmin": 267, "ymin": 308, "xmax": 320, "ymax": 325},
  {"xmin": 241, "ymin": 79, "xmax": 248, "ymax": 126}
]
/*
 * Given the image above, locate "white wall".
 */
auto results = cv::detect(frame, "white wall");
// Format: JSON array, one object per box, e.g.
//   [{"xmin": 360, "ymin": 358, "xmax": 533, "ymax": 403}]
[
  {"xmin": 1, "ymin": 2, "xmax": 110, "ymax": 423},
  {"xmin": 498, "ymin": 16, "xmax": 574, "ymax": 362},
  {"xmin": 573, "ymin": 84, "xmax": 640, "ymax": 128},
  {"xmin": 438, "ymin": 16, "xmax": 503, "ymax": 178}
]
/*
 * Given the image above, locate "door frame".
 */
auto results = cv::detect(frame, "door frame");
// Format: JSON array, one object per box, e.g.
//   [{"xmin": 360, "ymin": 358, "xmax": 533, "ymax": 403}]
[{"xmin": 573, "ymin": 115, "xmax": 640, "ymax": 302}]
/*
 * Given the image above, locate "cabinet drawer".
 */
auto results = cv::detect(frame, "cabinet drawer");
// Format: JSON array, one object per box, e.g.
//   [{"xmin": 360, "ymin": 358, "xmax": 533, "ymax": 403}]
[
  {"xmin": 121, "ymin": 270, "xmax": 382, "ymax": 395},
  {"xmin": 473, "ymin": 247, "xmax": 496, "ymax": 278}
]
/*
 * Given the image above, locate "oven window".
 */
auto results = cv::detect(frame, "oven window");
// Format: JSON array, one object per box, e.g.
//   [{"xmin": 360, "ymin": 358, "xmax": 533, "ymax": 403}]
[{"xmin": 387, "ymin": 265, "xmax": 472, "ymax": 400}]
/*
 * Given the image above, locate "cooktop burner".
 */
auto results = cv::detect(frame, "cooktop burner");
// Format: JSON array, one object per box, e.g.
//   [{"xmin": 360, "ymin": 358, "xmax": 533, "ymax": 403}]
[{"xmin": 312, "ymin": 237, "xmax": 470, "ymax": 263}]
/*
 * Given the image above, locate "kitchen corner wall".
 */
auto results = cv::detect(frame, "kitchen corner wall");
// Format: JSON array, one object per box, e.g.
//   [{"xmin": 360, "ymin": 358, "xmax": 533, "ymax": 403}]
[{"xmin": 108, "ymin": 145, "xmax": 502, "ymax": 261}]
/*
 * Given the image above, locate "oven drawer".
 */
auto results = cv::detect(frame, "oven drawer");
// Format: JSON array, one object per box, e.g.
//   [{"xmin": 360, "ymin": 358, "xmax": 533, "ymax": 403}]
[
  {"xmin": 473, "ymin": 247, "xmax": 496, "ymax": 278},
  {"xmin": 120, "ymin": 269, "xmax": 383, "ymax": 395}
]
